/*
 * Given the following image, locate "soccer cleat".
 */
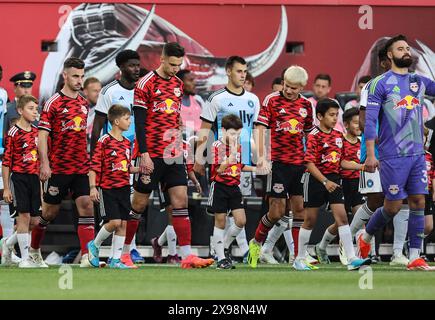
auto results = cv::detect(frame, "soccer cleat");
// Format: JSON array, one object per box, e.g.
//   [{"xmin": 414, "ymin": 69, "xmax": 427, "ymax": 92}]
[
  {"xmin": 370, "ymin": 255, "xmax": 381, "ymax": 264},
  {"xmin": 0, "ymin": 237, "xmax": 13, "ymax": 266},
  {"xmin": 338, "ymin": 240, "xmax": 348, "ymax": 265},
  {"xmin": 28, "ymin": 248, "xmax": 49, "ymax": 268},
  {"xmin": 407, "ymin": 257, "xmax": 435, "ymax": 271},
  {"xmin": 121, "ymin": 253, "xmax": 138, "ymax": 269},
  {"xmin": 242, "ymin": 250, "xmax": 249, "ymax": 264},
  {"xmin": 180, "ymin": 254, "xmax": 214, "ymax": 269},
  {"xmin": 259, "ymin": 251, "xmax": 279, "ymax": 264},
  {"xmin": 357, "ymin": 233, "xmax": 371, "ymax": 259},
  {"xmin": 224, "ymin": 248, "xmax": 237, "ymax": 264},
  {"xmin": 420, "ymin": 255, "xmax": 429, "ymax": 263},
  {"xmin": 109, "ymin": 258, "xmax": 131, "ymax": 269},
  {"xmin": 166, "ymin": 254, "xmax": 181, "ymax": 264},
  {"xmin": 80, "ymin": 254, "xmax": 93, "ymax": 268},
  {"xmin": 293, "ymin": 258, "xmax": 318, "ymax": 271},
  {"xmin": 216, "ymin": 258, "xmax": 235, "ymax": 270},
  {"xmin": 305, "ymin": 252, "xmax": 319, "ymax": 265},
  {"xmin": 151, "ymin": 237, "xmax": 163, "ymax": 263},
  {"xmin": 314, "ymin": 243, "xmax": 330, "ymax": 264},
  {"xmin": 247, "ymin": 239, "xmax": 261, "ymax": 268},
  {"xmin": 130, "ymin": 248, "xmax": 145, "ymax": 264},
  {"xmin": 347, "ymin": 257, "xmax": 372, "ymax": 271},
  {"xmin": 87, "ymin": 241, "xmax": 100, "ymax": 267},
  {"xmin": 390, "ymin": 254, "xmax": 409, "ymax": 266},
  {"xmin": 11, "ymin": 252, "xmax": 22, "ymax": 265},
  {"xmin": 18, "ymin": 258, "xmax": 37, "ymax": 268}
]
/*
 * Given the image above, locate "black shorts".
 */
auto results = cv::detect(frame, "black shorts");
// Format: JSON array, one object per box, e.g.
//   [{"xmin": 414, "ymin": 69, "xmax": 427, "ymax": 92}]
[
  {"xmin": 10, "ymin": 173, "xmax": 41, "ymax": 216},
  {"xmin": 342, "ymin": 178, "xmax": 365, "ymax": 213},
  {"xmin": 133, "ymin": 157, "xmax": 187, "ymax": 194},
  {"xmin": 207, "ymin": 182, "xmax": 244, "ymax": 214},
  {"xmin": 98, "ymin": 185, "xmax": 131, "ymax": 221},
  {"xmin": 43, "ymin": 174, "xmax": 90, "ymax": 205},
  {"xmin": 425, "ymin": 194, "xmax": 434, "ymax": 216},
  {"xmin": 303, "ymin": 173, "xmax": 344, "ymax": 208},
  {"xmin": 267, "ymin": 162, "xmax": 304, "ymax": 198},
  {"xmin": 157, "ymin": 182, "xmax": 171, "ymax": 209}
]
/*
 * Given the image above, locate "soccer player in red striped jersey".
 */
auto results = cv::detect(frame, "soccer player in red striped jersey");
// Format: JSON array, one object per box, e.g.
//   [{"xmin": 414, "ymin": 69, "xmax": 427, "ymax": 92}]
[
  {"xmin": 208, "ymin": 114, "xmax": 256, "ymax": 269},
  {"xmin": 294, "ymin": 99, "xmax": 371, "ymax": 271},
  {"xmin": 151, "ymin": 139, "xmax": 202, "ymax": 264},
  {"xmin": 314, "ymin": 107, "xmax": 365, "ymax": 264},
  {"xmin": 131, "ymin": 42, "xmax": 213, "ymax": 268},
  {"xmin": 247, "ymin": 66, "xmax": 313, "ymax": 268},
  {"xmin": 30, "ymin": 57, "xmax": 95, "ymax": 267},
  {"xmin": 1, "ymin": 95, "xmax": 41, "ymax": 267},
  {"xmin": 87, "ymin": 105, "xmax": 140, "ymax": 269}
]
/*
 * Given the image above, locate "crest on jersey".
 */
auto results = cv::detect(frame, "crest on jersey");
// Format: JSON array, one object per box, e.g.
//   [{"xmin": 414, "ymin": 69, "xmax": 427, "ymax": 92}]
[
  {"xmin": 141, "ymin": 175, "xmax": 151, "ymax": 184},
  {"xmin": 174, "ymin": 87, "xmax": 181, "ymax": 97},
  {"xmin": 335, "ymin": 138, "xmax": 343, "ymax": 148},
  {"xmin": 357, "ymin": 150, "xmax": 361, "ymax": 160},
  {"xmin": 388, "ymin": 184, "xmax": 399, "ymax": 195},
  {"xmin": 299, "ymin": 108, "xmax": 307, "ymax": 118},
  {"xmin": 81, "ymin": 105, "xmax": 88, "ymax": 115},
  {"xmin": 409, "ymin": 82, "xmax": 419, "ymax": 93}
]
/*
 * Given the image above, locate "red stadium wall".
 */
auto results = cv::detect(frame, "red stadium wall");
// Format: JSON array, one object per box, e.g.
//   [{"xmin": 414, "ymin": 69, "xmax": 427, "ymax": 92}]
[{"xmin": 0, "ymin": 3, "xmax": 434, "ymax": 101}]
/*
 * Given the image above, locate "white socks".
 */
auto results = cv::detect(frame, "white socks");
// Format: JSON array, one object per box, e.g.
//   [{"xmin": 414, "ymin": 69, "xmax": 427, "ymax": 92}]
[
  {"xmin": 339, "ymin": 225, "xmax": 356, "ymax": 262},
  {"xmin": 112, "ymin": 235, "xmax": 125, "ymax": 260},
  {"xmin": 224, "ymin": 224, "xmax": 243, "ymax": 250},
  {"xmin": 350, "ymin": 203, "xmax": 373, "ymax": 238},
  {"xmin": 213, "ymin": 227, "xmax": 225, "ymax": 261},
  {"xmin": 393, "ymin": 207, "xmax": 409, "ymax": 256},
  {"xmin": 297, "ymin": 228, "xmax": 312, "ymax": 260},
  {"xmin": 319, "ymin": 229, "xmax": 336, "ymax": 251},
  {"xmin": 94, "ymin": 226, "xmax": 112, "ymax": 248},
  {"xmin": 17, "ymin": 233, "xmax": 29, "ymax": 261}
]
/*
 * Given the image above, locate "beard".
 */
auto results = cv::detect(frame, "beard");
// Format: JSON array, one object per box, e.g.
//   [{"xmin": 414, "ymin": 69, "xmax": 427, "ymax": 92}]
[{"xmin": 393, "ymin": 55, "xmax": 413, "ymax": 68}]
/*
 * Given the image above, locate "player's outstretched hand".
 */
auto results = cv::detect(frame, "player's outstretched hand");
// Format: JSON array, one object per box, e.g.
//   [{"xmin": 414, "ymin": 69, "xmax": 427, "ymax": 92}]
[
  {"xmin": 325, "ymin": 180, "xmax": 340, "ymax": 193},
  {"xmin": 90, "ymin": 187, "xmax": 100, "ymax": 203},
  {"xmin": 3, "ymin": 188, "xmax": 13, "ymax": 204}
]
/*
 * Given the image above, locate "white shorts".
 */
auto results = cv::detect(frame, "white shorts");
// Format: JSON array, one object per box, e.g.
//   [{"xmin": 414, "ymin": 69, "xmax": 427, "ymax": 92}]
[{"xmin": 359, "ymin": 169, "xmax": 382, "ymax": 194}]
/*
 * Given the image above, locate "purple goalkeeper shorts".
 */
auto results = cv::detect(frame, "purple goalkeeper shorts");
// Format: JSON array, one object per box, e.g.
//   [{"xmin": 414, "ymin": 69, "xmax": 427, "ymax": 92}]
[{"xmin": 379, "ymin": 154, "xmax": 429, "ymax": 201}]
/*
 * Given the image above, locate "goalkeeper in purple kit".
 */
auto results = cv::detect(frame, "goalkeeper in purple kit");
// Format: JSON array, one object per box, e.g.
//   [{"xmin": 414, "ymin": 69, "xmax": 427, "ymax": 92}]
[{"xmin": 359, "ymin": 35, "xmax": 435, "ymax": 270}]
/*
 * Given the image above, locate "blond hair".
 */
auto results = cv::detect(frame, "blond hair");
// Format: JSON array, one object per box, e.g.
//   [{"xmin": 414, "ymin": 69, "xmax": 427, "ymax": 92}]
[{"xmin": 284, "ymin": 65, "xmax": 308, "ymax": 86}]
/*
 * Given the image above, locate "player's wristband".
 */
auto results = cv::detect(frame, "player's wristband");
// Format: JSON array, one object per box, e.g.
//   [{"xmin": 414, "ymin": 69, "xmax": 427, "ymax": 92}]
[
  {"xmin": 90, "ymin": 185, "xmax": 96, "ymax": 189},
  {"xmin": 322, "ymin": 178, "xmax": 328, "ymax": 186}
]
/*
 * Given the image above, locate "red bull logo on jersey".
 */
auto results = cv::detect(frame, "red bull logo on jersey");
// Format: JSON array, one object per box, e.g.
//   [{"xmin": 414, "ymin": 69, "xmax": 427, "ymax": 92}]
[
  {"xmin": 322, "ymin": 151, "xmax": 340, "ymax": 163},
  {"xmin": 275, "ymin": 119, "xmax": 303, "ymax": 134},
  {"xmin": 23, "ymin": 149, "xmax": 38, "ymax": 162},
  {"xmin": 62, "ymin": 116, "xmax": 86, "ymax": 132},
  {"xmin": 394, "ymin": 95, "xmax": 420, "ymax": 110},
  {"xmin": 112, "ymin": 160, "xmax": 128, "ymax": 172},
  {"xmin": 152, "ymin": 99, "xmax": 181, "ymax": 114}
]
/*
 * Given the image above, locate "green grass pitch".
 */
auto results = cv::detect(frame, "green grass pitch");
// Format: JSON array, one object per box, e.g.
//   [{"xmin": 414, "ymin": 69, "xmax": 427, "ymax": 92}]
[{"xmin": 1, "ymin": 263, "xmax": 435, "ymax": 299}]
